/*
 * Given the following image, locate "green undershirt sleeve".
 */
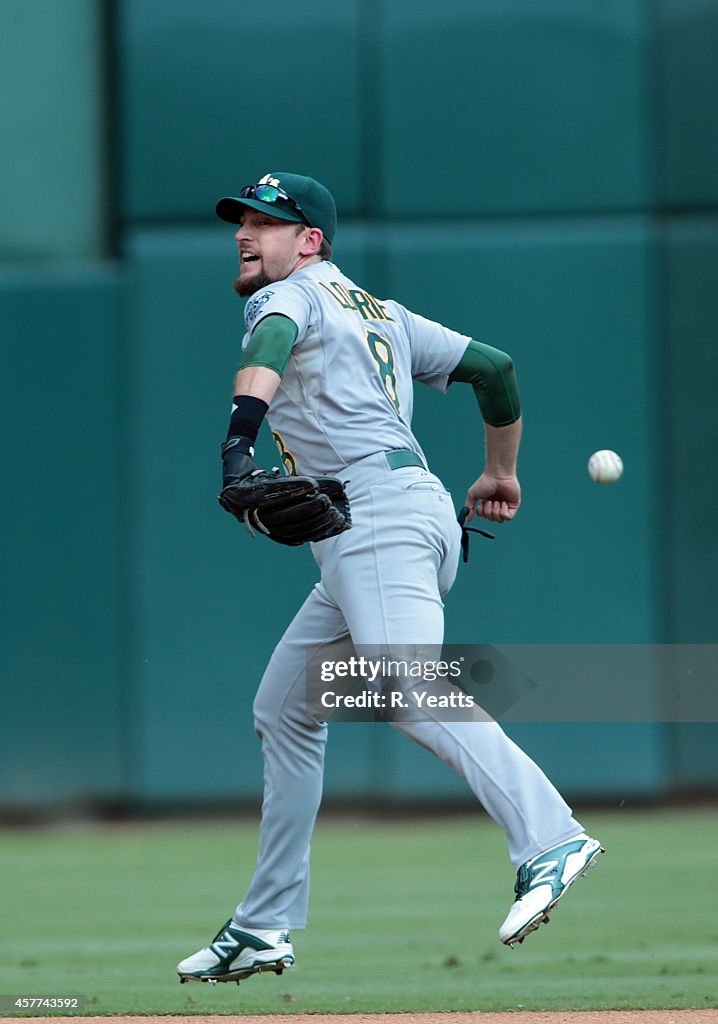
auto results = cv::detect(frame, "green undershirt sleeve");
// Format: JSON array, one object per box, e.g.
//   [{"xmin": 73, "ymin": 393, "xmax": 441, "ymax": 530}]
[
  {"xmin": 239, "ymin": 313, "xmax": 299, "ymax": 377},
  {"xmin": 449, "ymin": 339, "xmax": 521, "ymax": 427}
]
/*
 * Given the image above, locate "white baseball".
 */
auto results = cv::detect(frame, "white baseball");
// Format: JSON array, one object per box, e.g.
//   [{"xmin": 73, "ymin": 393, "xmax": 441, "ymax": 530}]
[{"xmin": 588, "ymin": 449, "xmax": 623, "ymax": 484}]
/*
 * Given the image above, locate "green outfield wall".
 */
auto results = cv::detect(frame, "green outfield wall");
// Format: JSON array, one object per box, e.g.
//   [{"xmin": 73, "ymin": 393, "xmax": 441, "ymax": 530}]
[
  {"xmin": 0, "ymin": 0, "xmax": 106, "ymax": 261},
  {"xmin": 1, "ymin": 0, "xmax": 717, "ymax": 810}
]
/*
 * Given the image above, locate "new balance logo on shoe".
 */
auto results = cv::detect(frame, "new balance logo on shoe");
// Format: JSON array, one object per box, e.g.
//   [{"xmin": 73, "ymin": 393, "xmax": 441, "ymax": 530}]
[
  {"xmin": 210, "ymin": 926, "xmax": 273, "ymax": 959},
  {"xmin": 213, "ymin": 932, "xmax": 239, "ymax": 957},
  {"xmin": 528, "ymin": 859, "xmax": 559, "ymax": 887}
]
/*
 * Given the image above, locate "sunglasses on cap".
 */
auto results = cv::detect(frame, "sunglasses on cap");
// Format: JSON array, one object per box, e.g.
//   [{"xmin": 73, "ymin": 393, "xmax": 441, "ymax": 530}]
[{"xmin": 239, "ymin": 183, "xmax": 309, "ymax": 224}]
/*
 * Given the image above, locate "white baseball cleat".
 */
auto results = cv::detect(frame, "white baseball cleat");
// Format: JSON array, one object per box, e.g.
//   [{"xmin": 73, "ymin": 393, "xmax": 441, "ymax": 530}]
[
  {"xmin": 499, "ymin": 833, "xmax": 604, "ymax": 947},
  {"xmin": 177, "ymin": 919, "xmax": 294, "ymax": 984}
]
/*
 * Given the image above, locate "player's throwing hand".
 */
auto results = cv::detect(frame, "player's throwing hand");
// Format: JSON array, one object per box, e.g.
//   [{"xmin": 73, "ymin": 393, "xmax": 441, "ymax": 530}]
[{"xmin": 465, "ymin": 472, "xmax": 521, "ymax": 523}]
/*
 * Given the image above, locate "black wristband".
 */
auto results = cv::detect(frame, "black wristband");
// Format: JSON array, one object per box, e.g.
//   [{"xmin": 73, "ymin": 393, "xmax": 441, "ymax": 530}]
[
  {"xmin": 221, "ymin": 435, "xmax": 254, "ymax": 458},
  {"xmin": 226, "ymin": 394, "xmax": 268, "ymax": 444},
  {"xmin": 220, "ymin": 435, "xmax": 259, "ymax": 484}
]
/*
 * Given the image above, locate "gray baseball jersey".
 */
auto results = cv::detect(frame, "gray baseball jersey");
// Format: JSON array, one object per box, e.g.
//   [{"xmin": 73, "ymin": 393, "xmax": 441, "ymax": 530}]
[{"xmin": 241, "ymin": 261, "xmax": 471, "ymax": 476}]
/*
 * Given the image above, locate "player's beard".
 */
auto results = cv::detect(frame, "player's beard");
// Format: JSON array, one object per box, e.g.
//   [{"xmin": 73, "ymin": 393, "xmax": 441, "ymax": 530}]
[{"xmin": 234, "ymin": 268, "xmax": 273, "ymax": 297}]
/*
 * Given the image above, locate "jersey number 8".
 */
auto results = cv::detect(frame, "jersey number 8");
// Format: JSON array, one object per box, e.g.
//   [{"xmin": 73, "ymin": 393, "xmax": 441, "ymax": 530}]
[{"xmin": 366, "ymin": 330, "xmax": 400, "ymax": 413}]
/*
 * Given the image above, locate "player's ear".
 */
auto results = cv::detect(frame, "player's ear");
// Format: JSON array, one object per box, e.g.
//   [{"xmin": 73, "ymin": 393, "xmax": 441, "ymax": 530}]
[{"xmin": 298, "ymin": 226, "xmax": 324, "ymax": 258}]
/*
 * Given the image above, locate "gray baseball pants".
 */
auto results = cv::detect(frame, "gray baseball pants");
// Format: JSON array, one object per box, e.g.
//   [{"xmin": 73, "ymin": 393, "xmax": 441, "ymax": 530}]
[{"xmin": 233, "ymin": 452, "xmax": 582, "ymax": 930}]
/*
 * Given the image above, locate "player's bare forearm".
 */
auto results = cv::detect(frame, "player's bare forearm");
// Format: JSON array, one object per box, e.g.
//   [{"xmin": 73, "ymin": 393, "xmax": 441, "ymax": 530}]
[
  {"xmin": 485, "ymin": 417, "xmax": 522, "ymax": 476},
  {"xmin": 234, "ymin": 364, "xmax": 282, "ymax": 404},
  {"xmin": 465, "ymin": 416, "xmax": 522, "ymax": 523}
]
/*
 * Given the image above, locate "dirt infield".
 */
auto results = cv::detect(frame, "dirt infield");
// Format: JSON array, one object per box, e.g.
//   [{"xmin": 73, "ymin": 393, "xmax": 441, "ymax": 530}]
[{"xmin": 4, "ymin": 1012, "xmax": 717, "ymax": 1023}]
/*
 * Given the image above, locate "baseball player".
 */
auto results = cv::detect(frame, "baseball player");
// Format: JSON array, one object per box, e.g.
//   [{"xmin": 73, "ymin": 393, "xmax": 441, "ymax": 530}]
[{"xmin": 176, "ymin": 172, "xmax": 603, "ymax": 985}]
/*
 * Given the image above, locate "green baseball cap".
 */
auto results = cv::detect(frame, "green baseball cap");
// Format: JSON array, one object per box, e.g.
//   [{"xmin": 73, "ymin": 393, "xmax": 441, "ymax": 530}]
[{"xmin": 216, "ymin": 172, "xmax": 337, "ymax": 243}]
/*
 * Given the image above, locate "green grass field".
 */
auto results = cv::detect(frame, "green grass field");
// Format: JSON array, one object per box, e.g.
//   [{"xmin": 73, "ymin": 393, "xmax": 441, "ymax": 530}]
[{"xmin": 1, "ymin": 806, "xmax": 717, "ymax": 1016}]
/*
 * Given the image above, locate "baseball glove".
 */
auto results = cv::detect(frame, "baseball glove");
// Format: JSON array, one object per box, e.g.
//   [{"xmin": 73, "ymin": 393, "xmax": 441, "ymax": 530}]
[{"xmin": 219, "ymin": 440, "xmax": 351, "ymax": 546}]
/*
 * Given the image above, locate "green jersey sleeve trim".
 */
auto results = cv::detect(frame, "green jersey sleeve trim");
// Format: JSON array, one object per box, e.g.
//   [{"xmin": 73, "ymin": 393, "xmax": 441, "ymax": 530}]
[
  {"xmin": 239, "ymin": 313, "xmax": 299, "ymax": 377},
  {"xmin": 449, "ymin": 339, "xmax": 521, "ymax": 426}
]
